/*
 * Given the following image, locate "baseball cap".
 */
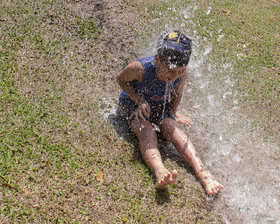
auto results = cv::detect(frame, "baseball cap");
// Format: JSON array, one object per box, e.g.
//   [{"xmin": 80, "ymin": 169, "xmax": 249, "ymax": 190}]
[{"xmin": 156, "ymin": 30, "xmax": 192, "ymax": 66}]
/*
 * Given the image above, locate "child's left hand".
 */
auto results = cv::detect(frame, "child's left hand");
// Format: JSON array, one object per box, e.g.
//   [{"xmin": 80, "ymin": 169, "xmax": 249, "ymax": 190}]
[{"xmin": 175, "ymin": 113, "xmax": 193, "ymax": 125}]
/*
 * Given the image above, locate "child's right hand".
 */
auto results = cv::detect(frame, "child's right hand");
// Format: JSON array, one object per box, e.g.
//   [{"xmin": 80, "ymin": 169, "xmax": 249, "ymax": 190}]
[{"xmin": 129, "ymin": 102, "xmax": 151, "ymax": 122}]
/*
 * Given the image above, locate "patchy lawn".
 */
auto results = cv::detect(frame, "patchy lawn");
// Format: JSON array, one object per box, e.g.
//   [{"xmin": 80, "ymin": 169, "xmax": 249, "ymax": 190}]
[{"xmin": 1, "ymin": 0, "xmax": 279, "ymax": 223}]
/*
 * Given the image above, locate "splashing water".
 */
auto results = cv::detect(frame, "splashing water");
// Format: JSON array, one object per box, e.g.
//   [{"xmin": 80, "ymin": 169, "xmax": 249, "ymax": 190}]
[
  {"xmin": 206, "ymin": 7, "xmax": 212, "ymax": 15},
  {"xmin": 179, "ymin": 6, "xmax": 280, "ymax": 223}
]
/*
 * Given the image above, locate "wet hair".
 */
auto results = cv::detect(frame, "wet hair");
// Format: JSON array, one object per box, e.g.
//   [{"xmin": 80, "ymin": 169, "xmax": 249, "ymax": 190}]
[
  {"xmin": 156, "ymin": 30, "xmax": 192, "ymax": 67},
  {"xmin": 157, "ymin": 47, "xmax": 191, "ymax": 67}
]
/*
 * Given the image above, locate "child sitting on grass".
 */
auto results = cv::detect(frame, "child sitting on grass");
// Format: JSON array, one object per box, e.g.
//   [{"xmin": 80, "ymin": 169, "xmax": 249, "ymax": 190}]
[{"xmin": 117, "ymin": 30, "xmax": 223, "ymax": 195}]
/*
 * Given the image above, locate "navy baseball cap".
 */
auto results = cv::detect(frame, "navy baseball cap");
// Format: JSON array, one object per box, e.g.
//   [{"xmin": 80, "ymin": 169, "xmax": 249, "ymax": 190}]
[{"xmin": 157, "ymin": 30, "xmax": 192, "ymax": 66}]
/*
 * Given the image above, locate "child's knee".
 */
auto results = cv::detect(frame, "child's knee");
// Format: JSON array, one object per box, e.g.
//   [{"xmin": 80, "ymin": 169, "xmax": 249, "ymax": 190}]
[
  {"xmin": 160, "ymin": 118, "xmax": 184, "ymax": 141},
  {"xmin": 160, "ymin": 118, "xmax": 176, "ymax": 132},
  {"xmin": 132, "ymin": 120, "xmax": 156, "ymax": 136}
]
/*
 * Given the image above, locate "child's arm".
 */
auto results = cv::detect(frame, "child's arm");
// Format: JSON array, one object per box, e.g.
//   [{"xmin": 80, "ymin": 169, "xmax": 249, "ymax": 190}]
[{"xmin": 117, "ymin": 61, "xmax": 151, "ymax": 121}]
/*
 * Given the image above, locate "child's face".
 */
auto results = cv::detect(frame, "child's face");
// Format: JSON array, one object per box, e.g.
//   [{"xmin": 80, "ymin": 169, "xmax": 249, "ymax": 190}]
[{"xmin": 156, "ymin": 56, "xmax": 187, "ymax": 83}]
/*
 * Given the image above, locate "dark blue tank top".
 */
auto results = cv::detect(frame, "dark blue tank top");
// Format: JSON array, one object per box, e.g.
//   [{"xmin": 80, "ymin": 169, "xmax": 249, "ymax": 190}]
[{"xmin": 119, "ymin": 56, "xmax": 182, "ymax": 106}]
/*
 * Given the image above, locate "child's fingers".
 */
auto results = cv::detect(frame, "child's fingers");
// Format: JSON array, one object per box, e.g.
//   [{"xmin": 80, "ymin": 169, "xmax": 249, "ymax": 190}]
[
  {"xmin": 176, "ymin": 115, "xmax": 193, "ymax": 125},
  {"xmin": 130, "ymin": 104, "xmax": 149, "ymax": 122},
  {"xmin": 179, "ymin": 119, "xmax": 192, "ymax": 125},
  {"xmin": 146, "ymin": 104, "xmax": 151, "ymax": 115},
  {"xmin": 138, "ymin": 110, "xmax": 146, "ymax": 121},
  {"xmin": 129, "ymin": 112, "xmax": 135, "ymax": 120},
  {"xmin": 143, "ymin": 104, "xmax": 151, "ymax": 118},
  {"xmin": 142, "ymin": 108, "xmax": 150, "ymax": 118},
  {"xmin": 183, "ymin": 117, "xmax": 193, "ymax": 125},
  {"xmin": 130, "ymin": 112, "xmax": 140, "ymax": 122}
]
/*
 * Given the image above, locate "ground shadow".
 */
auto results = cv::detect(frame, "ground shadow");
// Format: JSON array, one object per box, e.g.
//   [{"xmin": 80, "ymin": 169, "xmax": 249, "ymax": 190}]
[
  {"xmin": 155, "ymin": 188, "xmax": 171, "ymax": 205},
  {"xmin": 158, "ymin": 138, "xmax": 195, "ymax": 175},
  {"xmin": 107, "ymin": 107, "xmax": 135, "ymax": 140},
  {"xmin": 107, "ymin": 106, "xmax": 141, "ymax": 160}
]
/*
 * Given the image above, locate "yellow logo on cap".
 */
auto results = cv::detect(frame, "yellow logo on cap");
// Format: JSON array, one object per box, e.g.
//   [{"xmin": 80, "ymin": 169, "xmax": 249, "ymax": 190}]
[{"xmin": 168, "ymin": 31, "xmax": 178, "ymax": 40}]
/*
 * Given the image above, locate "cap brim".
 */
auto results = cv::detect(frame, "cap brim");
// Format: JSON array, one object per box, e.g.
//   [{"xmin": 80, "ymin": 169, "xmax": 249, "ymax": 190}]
[{"xmin": 158, "ymin": 42, "xmax": 191, "ymax": 53}]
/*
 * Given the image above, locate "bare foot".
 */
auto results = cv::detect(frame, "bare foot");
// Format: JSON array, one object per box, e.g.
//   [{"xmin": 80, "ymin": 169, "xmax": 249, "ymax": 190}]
[
  {"xmin": 155, "ymin": 169, "xmax": 178, "ymax": 189},
  {"xmin": 198, "ymin": 170, "xmax": 224, "ymax": 196}
]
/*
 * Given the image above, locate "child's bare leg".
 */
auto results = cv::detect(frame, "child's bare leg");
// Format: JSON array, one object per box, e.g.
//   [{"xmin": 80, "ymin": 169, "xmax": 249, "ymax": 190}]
[
  {"xmin": 159, "ymin": 118, "xmax": 224, "ymax": 195},
  {"xmin": 131, "ymin": 119, "xmax": 177, "ymax": 189}
]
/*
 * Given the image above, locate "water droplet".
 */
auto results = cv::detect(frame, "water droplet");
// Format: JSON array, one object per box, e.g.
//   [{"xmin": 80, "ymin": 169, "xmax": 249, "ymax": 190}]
[
  {"xmin": 204, "ymin": 46, "xmax": 212, "ymax": 55},
  {"xmin": 232, "ymin": 153, "xmax": 241, "ymax": 162},
  {"xmin": 236, "ymin": 53, "xmax": 246, "ymax": 60},
  {"xmin": 223, "ymin": 91, "xmax": 232, "ymax": 99},
  {"xmin": 206, "ymin": 7, "xmax": 212, "ymax": 15},
  {"xmin": 217, "ymin": 34, "xmax": 225, "ymax": 42},
  {"xmin": 187, "ymin": 88, "xmax": 192, "ymax": 93},
  {"xmin": 183, "ymin": 9, "xmax": 191, "ymax": 19},
  {"xmin": 169, "ymin": 64, "xmax": 177, "ymax": 69}
]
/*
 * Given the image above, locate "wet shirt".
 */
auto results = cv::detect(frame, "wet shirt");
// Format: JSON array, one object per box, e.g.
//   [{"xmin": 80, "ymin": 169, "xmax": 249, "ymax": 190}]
[{"xmin": 119, "ymin": 56, "xmax": 182, "ymax": 107}]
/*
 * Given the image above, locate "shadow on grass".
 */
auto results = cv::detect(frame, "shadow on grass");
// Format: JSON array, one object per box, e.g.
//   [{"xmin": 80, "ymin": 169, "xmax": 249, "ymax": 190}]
[
  {"xmin": 108, "ymin": 107, "xmax": 136, "ymax": 142},
  {"xmin": 155, "ymin": 188, "xmax": 171, "ymax": 205},
  {"xmin": 107, "ymin": 106, "xmax": 141, "ymax": 161}
]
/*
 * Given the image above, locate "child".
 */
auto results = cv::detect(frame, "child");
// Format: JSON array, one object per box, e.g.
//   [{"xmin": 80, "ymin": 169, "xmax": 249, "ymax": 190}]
[{"xmin": 117, "ymin": 30, "xmax": 223, "ymax": 195}]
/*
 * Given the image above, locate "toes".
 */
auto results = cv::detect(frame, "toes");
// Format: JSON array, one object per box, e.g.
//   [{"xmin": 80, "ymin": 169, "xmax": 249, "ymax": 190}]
[
  {"xmin": 164, "ymin": 172, "xmax": 171, "ymax": 179},
  {"xmin": 171, "ymin": 170, "xmax": 178, "ymax": 178},
  {"xmin": 207, "ymin": 183, "xmax": 223, "ymax": 196},
  {"xmin": 215, "ymin": 184, "xmax": 224, "ymax": 192},
  {"xmin": 156, "ymin": 170, "xmax": 178, "ymax": 189},
  {"xmin": 209, "ymin": 188, "xmax": 215, "ymax": 195}
]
